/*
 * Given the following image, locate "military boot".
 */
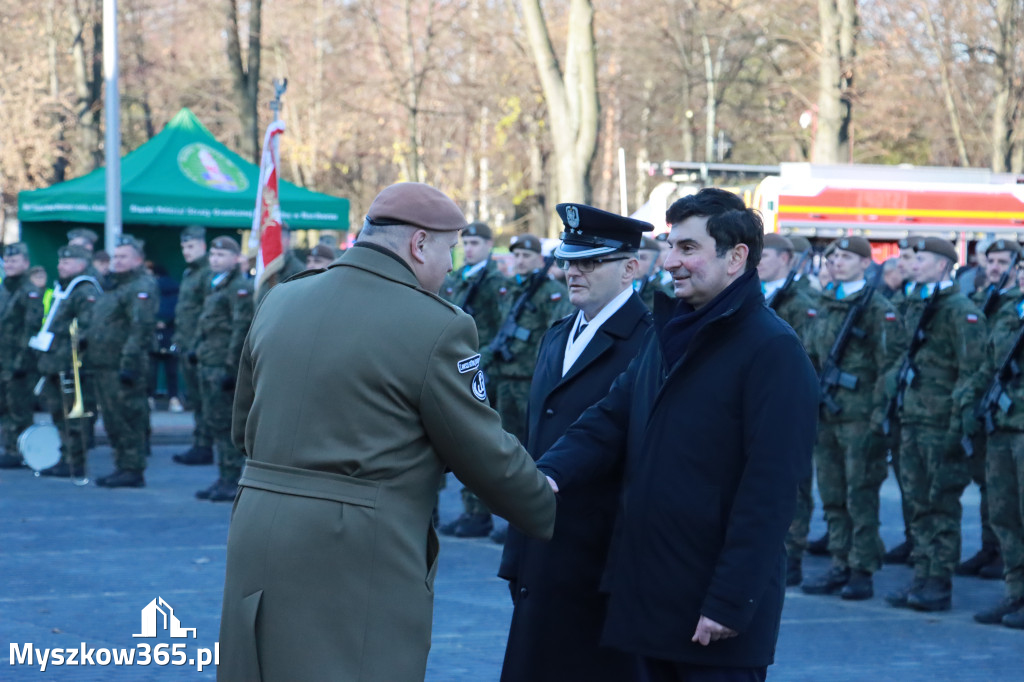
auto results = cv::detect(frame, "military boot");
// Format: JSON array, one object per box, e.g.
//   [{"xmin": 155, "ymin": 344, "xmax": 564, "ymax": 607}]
[
  {"xmin": 786, "ymin": 557, "xmax": 803, "ymax": 587},
  {"xmin": 885, "ymin": 577, "xmax": 926, "ymax": 608},
  {"xmin": 208, "ymin": 478, "xmax": 239, "ymax": 502},
  {"xmin": 1003, "ymin": 604, "xmax": 1024, "ymax": 629},
  {"xmin": 801, "ymin": 566, "xmax": 850, "ymax": 595},
  {"xmin": 884, "ymin": 539, "xmax": 913, "ymax": 565},
  {"xmin": 907, "ymin": 577, "xmax": 952, "ymax": 612},
  {"xmin": 96, "ymin": 470, "xmax": 145, "ymax": 488},
  {"xmin": 173, "ymin": 446, "xmax": 214, "ymax": 466},
  {"xmin": 978, "ymin": 555, "xmax": 1005, "ymax": 580},
  {"xmin": 840, "ymin": 570, "xmax": 874, "ymax": 601},
  {"xmin": 955, "ymin": 543, "xmax": 999, "ymax": 576},
  {"xmin": 40, "ymin": 461, "xmax": 85, "ymax": 478},
  {"xmin": 974, "ymin": 596, "xmax": 1024, "ymax": 624},
  {"xmin": 195, "ymin": 479, "xmax": 222, "ymax": 500},
  {"xmin": 806, "ymin": 533, "xmax": 830, "ymax": 556}
]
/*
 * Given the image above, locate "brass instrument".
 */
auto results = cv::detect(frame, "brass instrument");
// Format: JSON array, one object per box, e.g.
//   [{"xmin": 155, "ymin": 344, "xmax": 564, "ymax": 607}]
[{"xmin": 67, "ymin": 318, "xmax": 91, "ymax": 419}]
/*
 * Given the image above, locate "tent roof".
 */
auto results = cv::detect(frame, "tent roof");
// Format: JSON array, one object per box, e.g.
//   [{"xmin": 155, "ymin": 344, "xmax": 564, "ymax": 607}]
[{"xmin": 17, "ymin": 108, "xmax": 349, "ymax": 230}]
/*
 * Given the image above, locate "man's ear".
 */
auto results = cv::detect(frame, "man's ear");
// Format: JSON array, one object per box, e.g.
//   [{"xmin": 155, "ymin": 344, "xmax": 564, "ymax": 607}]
[
  {"xmin": 623, "ymin": 256, "xmax": 640, "ymax": 283},
  {"xmin": 728, "ymin": 244, "xmax": 749, "ymax": 275},
  {"xmin": 409, "ymin": 229, "xmax": 430, "ymax": 265}
]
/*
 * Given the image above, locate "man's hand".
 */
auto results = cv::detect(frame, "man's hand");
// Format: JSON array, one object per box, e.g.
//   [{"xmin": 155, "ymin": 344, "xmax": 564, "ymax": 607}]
[
  {"xmin": 691, "ymin": 615, "xmax": 737, "ymax": 646},
  {"xmin": 546, "ymin": 476, "xmax": 559, "ymax": 493}
]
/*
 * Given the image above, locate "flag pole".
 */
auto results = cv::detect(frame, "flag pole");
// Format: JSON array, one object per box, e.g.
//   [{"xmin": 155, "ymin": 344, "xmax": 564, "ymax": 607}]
[{"xmin": 103, "ymin": 0, "xmax": 121, "ymax": 253}]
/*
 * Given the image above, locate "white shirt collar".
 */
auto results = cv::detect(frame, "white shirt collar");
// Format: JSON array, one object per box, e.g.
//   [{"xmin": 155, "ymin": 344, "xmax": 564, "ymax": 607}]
[
  {"xmin": 836, "ymin": 279, "xmax": 866, "ymax": 296},
  {"xmin": 562, "ymin": 286, "xmax": 634, "ymax": 376},
  {"xmin": 462, "ymin": 260, "xmax": 487, "ymax": 279},
  {"xmin": 763, "ymin": 278, "xmax": 786, "ymax": 298},
  {"xmin": 918, "ymin": 280, "xmax": 955, "ymax": 297}
]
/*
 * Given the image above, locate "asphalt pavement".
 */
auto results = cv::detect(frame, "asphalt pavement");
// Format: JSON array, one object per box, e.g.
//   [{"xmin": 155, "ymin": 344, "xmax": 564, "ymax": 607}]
[{"xmin": 1, "ymin": 410, "xmax": 1020, "ymax": 680}]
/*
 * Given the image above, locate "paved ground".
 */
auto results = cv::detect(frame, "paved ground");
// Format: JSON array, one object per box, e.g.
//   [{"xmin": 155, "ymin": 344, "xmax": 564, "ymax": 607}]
[{"xmin": 1, "ymin": 411, "xmax": 1021, "ymax": 680}]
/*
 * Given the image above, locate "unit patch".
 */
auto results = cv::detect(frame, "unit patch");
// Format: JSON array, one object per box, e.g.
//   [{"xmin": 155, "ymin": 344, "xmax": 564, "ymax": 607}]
[
  {"xmin": 472, "ymin": 371, "xmax": 487, "ymax": 402},
  {"xmin": 458, "ymin": 354, "xmax": 481, "ymax": 374}
]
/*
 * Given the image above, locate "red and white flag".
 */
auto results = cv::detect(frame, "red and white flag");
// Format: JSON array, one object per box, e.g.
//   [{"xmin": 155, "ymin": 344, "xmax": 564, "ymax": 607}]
[{"xmin": 249, "ymin": 121, "xmax": 286, "ymax": 293}]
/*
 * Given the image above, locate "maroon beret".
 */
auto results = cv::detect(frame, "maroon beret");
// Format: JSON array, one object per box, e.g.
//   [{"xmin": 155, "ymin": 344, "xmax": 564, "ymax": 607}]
[{"xmin": 366, "ymin": 182, "xmax": 467, "ymax": 232}]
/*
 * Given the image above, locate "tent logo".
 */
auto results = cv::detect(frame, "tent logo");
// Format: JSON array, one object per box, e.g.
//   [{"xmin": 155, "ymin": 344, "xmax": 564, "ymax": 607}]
[
  {"xmin": 178, "ymin": 143, "xmax": 249, "ymax": 193},
  {"xmin": 132, "ymin": 597, "xmax": 197, "ymax": 639}
]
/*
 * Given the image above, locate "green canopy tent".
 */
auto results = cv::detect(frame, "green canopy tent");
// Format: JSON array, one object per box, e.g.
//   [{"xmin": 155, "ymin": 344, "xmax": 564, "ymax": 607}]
[{"xmin": 17, "ymin": 107, "xmax": 349, "ymax": 277}]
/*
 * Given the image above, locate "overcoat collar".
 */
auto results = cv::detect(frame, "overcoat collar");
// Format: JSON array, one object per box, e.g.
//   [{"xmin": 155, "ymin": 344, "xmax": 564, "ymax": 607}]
[
  {"xmin": 335, "ymin": 242, "xmax": 422, "ymax": 291},
  {"xmin": 552, "ymin": 292, "xmax": 649, "ymax": 388}
]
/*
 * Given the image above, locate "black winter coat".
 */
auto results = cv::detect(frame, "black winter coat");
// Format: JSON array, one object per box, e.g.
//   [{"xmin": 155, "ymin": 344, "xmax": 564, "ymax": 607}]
[
  {"xmin": 498, "ymin": 292, "xmax": 650, "ymax": 682},
  {"xmin": 537, "ymin": 272, "xmax": 818, "ymax": 668}
]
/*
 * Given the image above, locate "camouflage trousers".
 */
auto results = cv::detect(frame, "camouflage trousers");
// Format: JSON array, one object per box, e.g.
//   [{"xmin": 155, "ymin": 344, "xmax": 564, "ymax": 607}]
[
  {"xmin": 965, "ymin": 431, "xmax": 998, "ymax": 547},
  {"xmin": 815, "ymin": 421, "xmax": 888, "ymax": 573},
  {"xmin": 889, "ymin": 438, "xmax": 913, "ymax": 542},
  {"xmin": 898, "ymin": 424, "xmax": 971, "ymax": 580},
  {"xmin": 985, "ymin": 431, "xmax": 1024, "ymax": 599},
  {"xmin": 0, "ymin": 371, "xmax": 35, "ymax": 456},
  {"xmin": 94, "ymin": 368, "xmax": 150, "ymax": 473},
  {"xmin": 199, "ymin": 365, "xmax": 244, "ymax": 481},
  {"xmin": 785, "ymin": 474, "xmax": 813, "ymax": 559},
  {"xmin": 180, "ymin": 353, "xmax": 211, "ymax": 448},
  {"xmin": 40, "ymin": 375, "xmax": 90, "ymax": 469}
]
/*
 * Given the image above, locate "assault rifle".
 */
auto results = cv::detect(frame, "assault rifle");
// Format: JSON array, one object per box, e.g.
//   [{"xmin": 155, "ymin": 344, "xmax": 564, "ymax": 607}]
[
  {"xmin": 488, "ymin": 256, "xmax": 556, "ymax": 363},
  {"xmin": 767, "ymin": 248, "xmax": 812, "ymax": 310},
  {"xmin": 881, "ymin": 283, "xmax": 944, "ymax": 436},
  {"xmin": 979, "ymin": 250, "xmax": 1021, "ymax": 318},
  {"xmin": 973, "ymin": 316, "xmax": 1024, "ymax": 436},
  {"xmin": 459, "ymin": 260, "xmax": 491, "ymax": 317},
  {"xmin": 819, "ymin": 269, "xmax": 884, "ymax": 415}
]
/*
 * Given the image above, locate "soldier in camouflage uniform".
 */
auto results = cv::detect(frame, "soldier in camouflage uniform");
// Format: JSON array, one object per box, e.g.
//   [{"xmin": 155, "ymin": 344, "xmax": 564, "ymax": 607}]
[
  {"xmin": 0, "ymin": 243, "xmax": 44, "ymax": 468},
  {"xmin": 87, "ymin": 236, "xmax": 159, "ymax": 488},
  {"xmin": 633, "ymin": 236, "xmax": 673, "ymax": 309},
  {"xmin": 958, "ymin": 239, "xmax": 1021, "ymax": 578},
  {"xmin": 973, "ymin": 263, "xmax": 1024, "ymax": 628},
  {"xmin": 440, "ymin": 234, "xmax": 571, "ymax": 538},
  {"xmin": 885, "ymin": 237, "xmax": 986, "ymax": 612},
  {"xmin": 799, "ymin": 237, "xmax": 905, "ymax": 600},
  {"xmin": 171, "ymin": 226, "xmax": 214, "ymax": 466},
  {"xmin": 36, "ymin": 245, "xmax": 102, "ymax": 478},
  {"xmin": 192, "ymin": 236, "xmax": 254, "ymax": 502},
  {"xmin": 255, "ymin": 223, "xmax": 306, "ymax": 305}
]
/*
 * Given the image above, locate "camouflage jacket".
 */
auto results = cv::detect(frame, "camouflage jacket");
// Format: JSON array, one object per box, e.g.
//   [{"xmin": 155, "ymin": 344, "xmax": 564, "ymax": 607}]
[
  {"xmin": 36, "ymin": 275, "xmax": 102, "ymax": 377},
  {"xmin": 172, "ymin": 254, "xmax": 211, "ymax": 351},
  {"xmin": 485, "ymin": 274, "xmax": 572, "ymax": 379},
  {"xmin": 194, "ymin": 266, "xmax": 254, "ymax": 375},
  {"xmin": 970, "ymin": 285, "xmax": 1020, "ymax": 336},
  {"xmin": 806, "ymin": 283, "xmax": 905, "ymax": 424},
  {"xmin": 979, "ymin": 292, "xmax": 1024, "ymax": 431},
  {"xmin": 636, "ymin": 272, "xmax": 675, "ymax": 310},
  {"xmin": 83, "ymin": 266, "xmax": 159, "ymax": 372},
  {"xmin": 441, "ymin": 258, "xmax": 507, "ymax": 348},
  {"xmin": 897, "ymin": 284, "xmax": 986, "ymax": 429},
  {"xmin": 256, "ymin": 251, "xmax": 306, "ymax": 306},
  {"xmin": 767, "ymin": 277, "xmax": 819, "ymax": 354},
  {"xmin": 0, "ymin": 273, "xmax": 44, "ymax": 375}
]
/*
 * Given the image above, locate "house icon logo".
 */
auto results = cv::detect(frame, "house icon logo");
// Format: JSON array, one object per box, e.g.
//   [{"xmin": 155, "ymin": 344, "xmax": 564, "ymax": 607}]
[{"xmin": 132, "ymin": 597, "xmax": 197, "ymax": 639}]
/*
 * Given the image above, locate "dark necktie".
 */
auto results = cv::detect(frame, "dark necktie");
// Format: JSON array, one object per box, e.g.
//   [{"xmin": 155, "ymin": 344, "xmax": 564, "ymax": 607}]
[{"xmin": 573, "ymin": 321, "xmax": 588, "ymax": 342}]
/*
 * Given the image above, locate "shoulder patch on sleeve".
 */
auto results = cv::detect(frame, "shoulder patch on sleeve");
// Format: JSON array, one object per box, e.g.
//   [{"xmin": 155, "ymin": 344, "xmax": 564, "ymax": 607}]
[
  {"xmin": 237, "ymin": 288, "xmax": 250, "ymax": 297},
  {"xmin": 472, "ymin": 370, "xmax": 487, "ymax": 401},
  {"xmin": 28, "ymin": 291, "xmax": 40, "ymax": 299},
  {"xmin": 807, "ymin": 308, "xmax": 817, "ymax": 317},
  {"xmin": 550, "ymin": 291, "xmax": 562, "ymax": 302},
  {"xmin": 966, "ymin": 313, "xmax": 979, "ymax": 323},
  {"xmin": 885, "ymin": 311, "xmax": 897, "ymax": 321},
  {"xmin": 458, "ymin": 354, "xmax": 481, "ymax": 374},
  {"xmin": 137, "ymin": 292, "xmax": 149, "ymax": 299},
  {"xmin": 498, "ymin": 286, "xmax": 508, "ymax": 296}
]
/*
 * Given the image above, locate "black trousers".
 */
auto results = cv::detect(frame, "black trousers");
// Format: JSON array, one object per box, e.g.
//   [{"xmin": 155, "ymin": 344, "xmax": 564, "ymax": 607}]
[{"xmin": 641, "ymin": 658, "xmax": 767, "ymax": 682}]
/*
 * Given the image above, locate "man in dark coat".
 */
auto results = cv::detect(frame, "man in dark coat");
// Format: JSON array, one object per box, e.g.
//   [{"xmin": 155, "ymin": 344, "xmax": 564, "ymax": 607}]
[
  {"xmin": 499, "ymin": 203, "xmax": 652, "ymax": 682},
  {"xmin": 537, "ymin": 189, "xmax": 819, "ymax": 682}
]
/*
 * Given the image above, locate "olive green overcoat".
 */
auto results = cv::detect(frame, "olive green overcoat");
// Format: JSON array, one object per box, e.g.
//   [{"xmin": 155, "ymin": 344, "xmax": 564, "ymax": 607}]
[{"xmin": 218, "ymin": 243, "xmax": 556, "ymax": 682}]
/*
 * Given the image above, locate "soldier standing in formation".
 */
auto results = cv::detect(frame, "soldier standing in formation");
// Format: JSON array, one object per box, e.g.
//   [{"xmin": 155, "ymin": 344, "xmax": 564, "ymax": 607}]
[
  {"xmin": 885, "ymin": 237, "xmax": 985, "ymax": 611},
  {"xmin": 87, "ymin": 236, "xmax": 159, "ymax": 488},
  {"xmin": 438, "ymin": 222, "xmax": 510, "ymax": 538},
  {"xmin": 172, "ymin": 226, "xmax": 214, "ymax": 466},
  {"xmin": 36, "ymin": 245, "xmax": 103, "ymax": 479},
  {"xmin": 957, "ymin": 239, "xmax": 1021, "ymax": 579},
  {"xmin": 973, "ymin": 261, "xmax": 1024, "ymax": 628},
  {"xmin": 633, "ymin": 235, "xmax": 672, "ymax": 309},
  {"xmin": 192, "ymin": 236, "xmax": 254, "ymax": 502},
  {"xmin": 0, "ymin": 243, "xmax": 44, "ymax": 468},
  {"xmin": 800, "ymin": 237, "xmax": 904, "ymax": 600},
  {"xmin": 255, "ymin": 223, "xmax": 306, "ymax": 305},
  {"xmin": 306, "ymin": 243, "xmax": 337, "ymax": 270}
]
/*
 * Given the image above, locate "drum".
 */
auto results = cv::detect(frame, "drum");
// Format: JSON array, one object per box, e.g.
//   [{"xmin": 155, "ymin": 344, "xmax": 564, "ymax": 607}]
[{"xmin": 18, "ymin": 424, "xmax": 62, "ymax": 472}]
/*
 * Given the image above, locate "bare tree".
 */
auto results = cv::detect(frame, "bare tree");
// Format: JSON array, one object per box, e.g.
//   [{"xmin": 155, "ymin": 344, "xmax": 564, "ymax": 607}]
[
  {"xmin": 991, "ymin": 0, "xmax": 1020, "ymax": 172},
  {"xmin": 224, "ymin": 0, "xmax": 261, "ymax": 161},
  {"xmin": 69, "ymin": 0, "xmax": 103, "ymax": 172},
  {"xmin": 814, "ymin": 0, "xmax": 857, "ymax": 163}
]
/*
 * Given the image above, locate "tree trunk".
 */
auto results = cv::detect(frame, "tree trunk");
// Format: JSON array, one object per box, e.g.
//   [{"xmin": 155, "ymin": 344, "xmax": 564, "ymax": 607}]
[
  {"xmin": 47, "ymin": 0, "xmax": 69, "ymax": 183},
  {"xmin": 814, "ymin": 0, "xmax": 856, "ymax": 164},
  {"xmin": 224, "ymin": 0, "xmax": 261, "ymax": 161},
  {"xmin": 992, "ymin": 0, "xmax": 1018, "ymax": 172},
  {"xmin": 920, "ymin": 4, "xmax": 968, "ymax": 166},
  {"xmin": 69, "ymin": 0, "xmax": 102, "ymax": 172}
]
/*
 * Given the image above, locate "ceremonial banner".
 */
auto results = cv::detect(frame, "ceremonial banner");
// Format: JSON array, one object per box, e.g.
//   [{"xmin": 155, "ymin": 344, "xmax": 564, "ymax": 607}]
[{"xmin": 250, "ymin": 121, "xmax": 286, "ymax": 292}]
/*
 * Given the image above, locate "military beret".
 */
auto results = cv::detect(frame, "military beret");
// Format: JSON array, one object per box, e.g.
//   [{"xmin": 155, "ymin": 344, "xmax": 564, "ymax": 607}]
[
  {"xmin": 210, "ymin": 236, "xmax": 241, "ymax": 254},
  {"xmin": 898, "ymin": 234, "xmax": 922, "ymax": 250},
  {"xmin": 318, "ymin": 232, "xmax": 340, "ymax": 249},
  {"xmin": 655, "ymin": 232, "xmax": 669, "ymax": 242},
  {"xmin": 93, "ymin": 250, "xmax": 110, "ymax": 263},
  {"xmin": 986, "ymin": 239, "xmax": 1021, "ymax": 257},
  {"xmin": 67, "ymin": 227, "xmax": 99, "ymax": 245},
  {"xmin": 788, "ymin": 235, "xmax": 812, "ymax": 253},
  {"xmin": 463, "ymin": 222, "xmax": 493, "ymax": 240},
  {"xmin": 180, "ymin": 225, "xmax": 206, "ymax": 243},
  {"xmin": 823, "ymin": 241, "xmax": 838, "ymax": 258},
  {"xmin": 58, "ymin": 244, "xmax": 91, "ymax": 261},
  {"xmin": 309, "ymin": 243, "xmax": 336, "ymax": 261},
  {"xmin": 553, "ymin": 203, "xmax": 650, "ymax": 259},
  {"xmin": 639, "ymin": 235, "xmax": 660, "ymax": 251},
  {"xmin": 763, "ymin": 233, "xmax": 795, "ymax": 253},
  {"xmin": 3, "ymin": 242, "xmax": 29, "ymax": 258},
  {"xmin": 913, "ymin": 236, "xmax": 958, "ymax": 262},
  {"xmin": 832, "ymin": 236, "xmax": 872, "ymax": 259},
  {"xmin": 509, "ymin": 234, "xmax": 542, "ymax": 254},
  {"xmin": 366, "ymin": 182, "xmax": 467, "ymax": 232},
  {"xmin": 116, "ymin": 235, "xmax": 145, "ymax": 255}
]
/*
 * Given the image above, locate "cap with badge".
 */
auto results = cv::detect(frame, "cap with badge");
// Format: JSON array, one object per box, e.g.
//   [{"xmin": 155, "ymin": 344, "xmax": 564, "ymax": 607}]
[
  {"xmin": 210, "ymin": 236, "xmax": 241, "ymax": 254},
  {"xmin": 986, "ymin": 238, "xmax": 1021, "ymax": 256},
  {"xmin": 67, "ymin": 227, "xmax": 99, "ymax": 245},
  {"xmin": 763, "ymin": 233, "xmax": 794, "ymax": 253},
  {"xmin": 365, "ymin": 182, "xmax": 467, "ymax": 232},
  {"xmin": 463, "ymin": 222, "xmax": 493, "ymax": 240},
  {"xmin": 913, "ymin": 236, "xmax": 958, "ymax": 262},
  {"xmin": 58, "ymin": 244, "xmax": 91, "ymax": 261},
  {"xmin": 832, "ymin": 236, "xmax": 872, "ymax": 259},
  {"xmin": 309, "ymin": 244, "xmax": 336, "ymax": 261},
  {"xmin": 181, "ymin": 225, "xmax": 206, "ymax": 243},
  {"xmin": 117, "ymin": 235, "xmax": 145, "ymax": 255},
  {"xmin": 3, "ymin": 242, "xmax": 29, "ymax": 258},
  {"xmin": 639, "ymin": 235, "xmax": 660, "ymax": 252},
  {"xmin": 509, "ymin": 234, "xmax": 542, "ymax": 254},
  {"xmin": 553, "ymin": 203, "xmax": 652, "ymax": 260},
  {"xmin": 788, "ymin": 235, "xmax": 812, "ymax": 253}
]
